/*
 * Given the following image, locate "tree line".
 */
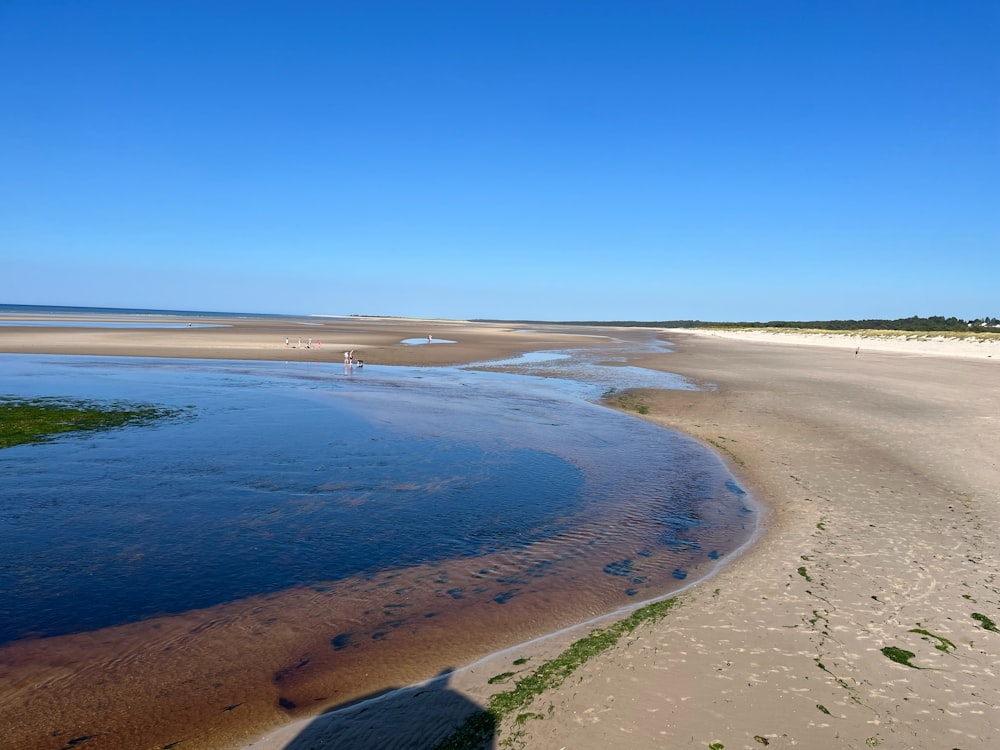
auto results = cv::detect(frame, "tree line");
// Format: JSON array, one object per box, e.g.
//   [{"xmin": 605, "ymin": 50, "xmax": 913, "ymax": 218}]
[{"xmin": 495, "ymin": 316, "xmax": 998, "ymax": 332}]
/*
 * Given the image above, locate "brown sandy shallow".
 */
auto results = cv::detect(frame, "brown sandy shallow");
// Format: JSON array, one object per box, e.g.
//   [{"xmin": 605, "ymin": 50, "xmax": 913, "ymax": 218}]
[{"xmin": 3, "ymin": 317, "xmax": 999, "ymax": 750}]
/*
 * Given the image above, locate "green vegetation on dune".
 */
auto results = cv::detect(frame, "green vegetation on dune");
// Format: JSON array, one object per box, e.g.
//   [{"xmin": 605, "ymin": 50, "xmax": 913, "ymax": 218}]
[
  {"xmin": 509, "ymin": 315, "xmax": 998, "ymax": 335},
  {"xmin": 710, "ymin": 315, "xmax": 978, "ymax": 332},
  {"xmin": 0, "ymin": 396, "xmax": 184, "ymax": 449}
]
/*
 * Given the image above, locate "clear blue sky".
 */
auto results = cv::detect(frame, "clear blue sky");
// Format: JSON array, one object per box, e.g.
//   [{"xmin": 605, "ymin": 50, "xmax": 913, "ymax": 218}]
[{"xmin": 2, "ymin": 1, "xmax": 997, "ymax": 321}]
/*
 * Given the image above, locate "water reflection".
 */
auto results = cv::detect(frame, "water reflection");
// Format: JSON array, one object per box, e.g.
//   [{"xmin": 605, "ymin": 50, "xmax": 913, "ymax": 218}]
[
  {"xmin": 0, "ymin": 353, "xmax": 745, "ymax": 643},
  {"xmin": 0, "ymin": 346, "xmax": 757, "ymax": 750}
]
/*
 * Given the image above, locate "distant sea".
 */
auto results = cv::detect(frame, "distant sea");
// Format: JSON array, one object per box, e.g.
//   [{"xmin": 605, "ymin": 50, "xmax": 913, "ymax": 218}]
[{"xmin": 0, "ymin": 303, "xmax": 300, "ymax": 320}]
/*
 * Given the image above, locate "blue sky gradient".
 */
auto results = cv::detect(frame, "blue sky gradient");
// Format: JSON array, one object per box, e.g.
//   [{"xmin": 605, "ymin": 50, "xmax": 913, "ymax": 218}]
[{"xmin": 2, "ymin": 1, "xmax": 997, "ymax": 321}]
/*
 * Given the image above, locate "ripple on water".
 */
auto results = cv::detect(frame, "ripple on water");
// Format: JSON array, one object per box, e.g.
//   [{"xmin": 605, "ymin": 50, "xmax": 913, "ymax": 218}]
[{"xmin": 0, "ymin": 352, "xmax": 757, "ymax": 750}]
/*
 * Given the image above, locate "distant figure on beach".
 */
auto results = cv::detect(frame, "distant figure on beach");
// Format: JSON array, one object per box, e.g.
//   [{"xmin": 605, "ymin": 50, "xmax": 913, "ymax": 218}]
[
  {"xmin": 298, "ymin": 338, "xmax": 301, "ymax": 348},
  {"xmin": 428, "ymin": 334, "xmax": 433, "ymax": 343},
  {"xmin": 855, "ymin": 347, "xmax": 860, "ymax": 357},
  {"xmin": 344, "ymin": 351, "xmax": 351, "ymax": 364},
  {"xmin": 285, "ymin": 337, "xmax": 289, "ymax": 347}
]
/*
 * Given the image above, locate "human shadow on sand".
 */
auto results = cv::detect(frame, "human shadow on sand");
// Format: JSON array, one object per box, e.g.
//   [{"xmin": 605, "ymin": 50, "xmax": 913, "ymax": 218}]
[{"xmin": 282, "ymin": 668, "xmax": 496, "ymax": 750}]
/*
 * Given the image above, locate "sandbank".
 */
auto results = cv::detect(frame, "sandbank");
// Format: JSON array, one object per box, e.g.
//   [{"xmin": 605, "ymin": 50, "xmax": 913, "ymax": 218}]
[{"xmin": 0, "ymin": 313, "xmax": 601, "ymax": 367}]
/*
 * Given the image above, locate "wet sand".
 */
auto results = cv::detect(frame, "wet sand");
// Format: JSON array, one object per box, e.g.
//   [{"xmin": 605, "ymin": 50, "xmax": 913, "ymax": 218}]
[
  {"xmin": 488, "ymin": 329, "xmax": 1000, "ymax": 749},
  {"xmin": 3, "ymin": 317, "xmax": 999, "ymax": 749},
  {"xmin": 0, "ymin": 312, "xmax": 598, "ymax": 367}
]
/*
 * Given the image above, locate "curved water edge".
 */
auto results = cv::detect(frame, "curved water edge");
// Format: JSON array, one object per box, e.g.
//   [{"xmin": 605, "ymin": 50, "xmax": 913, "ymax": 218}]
[
  {"xmin": 0, "ymin": 342, "xmax": 759, "ymax": 749},
  {"xmin": 0, "ymin": 352, "xmax": 753, "ymax": 642},
  {"xmin": 262, "ymin": 509, "xmax": 764, "ymax": 749}
]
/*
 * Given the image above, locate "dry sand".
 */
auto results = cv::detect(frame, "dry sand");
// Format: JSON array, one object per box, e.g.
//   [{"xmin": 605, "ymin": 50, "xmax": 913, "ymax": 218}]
[
  {"xmin": 485, "ymin": 329, "xmax": 1000, "ymax": 750},
  {"xmin": 2, "ymin": 318, "xmax": 999, "ymax": 750}
]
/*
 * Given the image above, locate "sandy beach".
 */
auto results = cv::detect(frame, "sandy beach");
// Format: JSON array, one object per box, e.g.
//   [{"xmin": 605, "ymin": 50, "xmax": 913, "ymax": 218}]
[
  {"xmin": 486, "ymin": 329, "xmax": 1000, "ymax": 749},
  {"xmin": 2, "ymin": 317, "xmax": 999, "ymax": 749}
]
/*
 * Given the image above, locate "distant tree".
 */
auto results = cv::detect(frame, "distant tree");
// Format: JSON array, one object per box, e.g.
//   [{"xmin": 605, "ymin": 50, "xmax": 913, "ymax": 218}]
[{"xmin": 513, "ymin": 316, "xmax": 984, "ymax": 332}]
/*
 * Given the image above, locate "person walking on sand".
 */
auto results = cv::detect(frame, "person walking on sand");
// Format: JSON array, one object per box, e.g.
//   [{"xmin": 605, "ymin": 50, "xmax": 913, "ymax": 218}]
[{"xmin": 285, "ymin": 337, "xmax": 289, "ymax": 347}]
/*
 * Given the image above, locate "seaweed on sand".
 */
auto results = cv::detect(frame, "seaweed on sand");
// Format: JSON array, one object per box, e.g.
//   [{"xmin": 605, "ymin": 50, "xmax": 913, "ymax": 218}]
[{"xmin": 433, "ymin": 598, "xmax": 679, "ymax": 749}]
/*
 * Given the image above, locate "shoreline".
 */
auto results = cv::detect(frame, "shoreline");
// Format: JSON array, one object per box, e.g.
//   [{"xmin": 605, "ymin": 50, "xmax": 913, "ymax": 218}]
[
  {"xmin": 3, "ymin": 318, "xmax": 999, "ymax": 748},
  {"xmin": 0, "ymin": 313, "xmax": 608, "ymax": 368},
  {"xmin": 0, "ymin": 318, "xmax": 752, "ymax": 750},
  {"xmin": 493, "ymin": 330, "xmax": 1000, "ymax": 749}
]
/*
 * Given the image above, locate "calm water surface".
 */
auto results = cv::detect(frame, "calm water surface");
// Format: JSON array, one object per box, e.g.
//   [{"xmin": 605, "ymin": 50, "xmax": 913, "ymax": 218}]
[
  {"xmin": 0, "ymin": 346, "xmax": 753, "ymax": 647},
  {"xmin": 0, "ymin": 343, "xmax": 761, "ymax": 750}
]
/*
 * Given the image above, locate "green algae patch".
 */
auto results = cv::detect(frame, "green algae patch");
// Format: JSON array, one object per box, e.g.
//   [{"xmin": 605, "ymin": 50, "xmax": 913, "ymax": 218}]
[
  {"xmin": 880, "ymin": 646, "xmax": 920, "ymax": 669},
  {"xmin": 607, "ymin": 390, "xmax": 650, "ymax": 415},
  {"xmin": 433, "ymin": 597, "xmax": 679, "ymax": 749},
  {"xmin": 909, "ymin": 628, "xmax": 955, "ymax": 652},
  {"xmin": 1, "ymin": 396, "xmax": 184, "ymax": 449},
  {"xmin": 797, "ymin": 566, "xmax": 812, "ymax": 583},
  {"xmin": 514, "ymin": 712, "xmax": 545, "ymax": 725},
  {"xmin": 488, "ymin": 672, "xmax": 515, "ymax": 685},
  {"xmin": 971, "ymin": 613, "xmax": 998, "ymax": 632}
]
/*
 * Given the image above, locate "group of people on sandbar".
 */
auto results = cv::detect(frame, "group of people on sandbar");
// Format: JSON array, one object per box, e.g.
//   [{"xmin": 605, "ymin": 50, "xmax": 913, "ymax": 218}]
[
  {"xmin": 285, "ymin": 337, "xmax": 321, "ymax": 349},
  {"xmin": 344, "ymin": 349, "xmax": 363, "ymax": 370}
]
